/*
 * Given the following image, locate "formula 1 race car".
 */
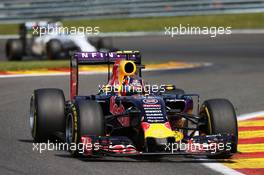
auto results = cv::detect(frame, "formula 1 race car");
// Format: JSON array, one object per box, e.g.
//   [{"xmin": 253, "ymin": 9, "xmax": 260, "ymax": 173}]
[
  {"xmin": 29, "ymin": 51, "xmax": 238, "ymax": 158},
  {"xmin": 6, "ymin": 21, "xmax": 116, "ymax": 60}
]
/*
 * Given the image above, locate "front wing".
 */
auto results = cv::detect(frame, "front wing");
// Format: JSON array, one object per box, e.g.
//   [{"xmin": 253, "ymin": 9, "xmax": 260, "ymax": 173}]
[{"xmin": 77, "ymin": 134, "xmax": 235, "ymax": 157}]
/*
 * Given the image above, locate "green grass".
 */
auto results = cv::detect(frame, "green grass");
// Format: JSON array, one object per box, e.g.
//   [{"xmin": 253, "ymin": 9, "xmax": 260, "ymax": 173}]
[
  {"xmin": 63, "ymin": 13, "xmax": 264, "ymax": 32},
  {"xmin": 0, "ymin": 24, "xmax": 19, "ymax": 35},
  {"xmin": 0, "ymin": 60, "xmax": 69, "ymax": 71},
  {"xmin": 0, "ymin": 13, "xmax": 264, "ymax": 35}
]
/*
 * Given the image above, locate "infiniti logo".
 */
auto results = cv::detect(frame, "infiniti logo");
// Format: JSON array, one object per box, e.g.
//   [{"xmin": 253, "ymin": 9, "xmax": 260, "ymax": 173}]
[{"xmin": 143, "ymin": 98, "xmax": 158, "ymax": 104}]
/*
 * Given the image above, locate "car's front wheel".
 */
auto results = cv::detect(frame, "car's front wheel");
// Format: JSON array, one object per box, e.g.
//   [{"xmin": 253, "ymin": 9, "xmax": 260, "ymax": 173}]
[
  {"xmin": 199, "ymin": 98, "xmax": 238, "ymax": 159},
  {"xmin": 30, "ymin": 88, "xmax": 65, "ymax": 142},
  {"xmin": 66, "ymin": 100, "xmax": 105, "ymax": 156}
]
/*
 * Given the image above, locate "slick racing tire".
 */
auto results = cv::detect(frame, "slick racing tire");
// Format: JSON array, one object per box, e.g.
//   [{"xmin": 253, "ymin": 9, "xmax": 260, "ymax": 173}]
[
  {"xmin": 66, "ymin": 100, "xmax": 105, "ymax": 156},
  {"xmin": 46, "ymin": 39, "xmax": 62, "ymax": 60},
  {"xmin": 30, "ymin": 89, "xmax": 65, "ymax": 142},
  {"xmin": 6, "ymin": 39, "xmax": 23, "ymax": 61},
  {"xmin": 200, "ymin": 98, "xmax": 238, "ymax": 159}
]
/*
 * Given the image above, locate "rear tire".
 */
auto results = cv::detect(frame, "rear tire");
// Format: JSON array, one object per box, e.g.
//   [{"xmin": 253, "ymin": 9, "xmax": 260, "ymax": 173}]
[
  {"xmin": 6, "ymin": 39, "xmax": 23, "ymax": 61},
  {"xmin": 66, "ymin": 100, "xmax": 105, "ymax": 156},
  {"xmin": 200, "ymin": 98, "xmax": 238, "ymax": 159},
  {"xmin": 46, "ymin": 39, "xmax": 62, "ymax": 60},
  {"xmin": 30, "ymin": 88, "xmax": 65, "ymax": 142}
]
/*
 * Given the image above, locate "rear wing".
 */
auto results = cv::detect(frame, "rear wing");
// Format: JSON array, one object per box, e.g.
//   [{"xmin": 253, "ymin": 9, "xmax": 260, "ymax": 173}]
[
  {"xmin": 70, "ymin": 51, "xmax": 142, "ymax": 99},
  {"xmin": 74, "ymin": 51, "xmax": 141, "ymax": 65}
]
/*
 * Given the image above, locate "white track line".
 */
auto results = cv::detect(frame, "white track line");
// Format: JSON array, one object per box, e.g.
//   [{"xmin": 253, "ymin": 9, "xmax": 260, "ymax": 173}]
[
  {"xmin": 202, "ymin": 162, "xmax": 245, "ymax": 175},
  {"xmin": 237, "ymin": 111, "xmax": 264, "ymax": 121},
  {"xmin": 202, "ymin": 110, "xmax": 264, "ymax": 175}
]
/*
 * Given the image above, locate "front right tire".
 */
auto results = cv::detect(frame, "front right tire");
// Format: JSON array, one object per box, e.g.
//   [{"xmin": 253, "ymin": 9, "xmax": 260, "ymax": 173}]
[{"xmin": 199, "ymin": 98, "xmax": 238, "ymax": 159}]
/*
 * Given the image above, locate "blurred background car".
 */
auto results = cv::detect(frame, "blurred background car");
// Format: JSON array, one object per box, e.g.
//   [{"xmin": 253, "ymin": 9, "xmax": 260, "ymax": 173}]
[{"xmin": 5, "ymin": 21, "xmax": 117, "ymax": 60}]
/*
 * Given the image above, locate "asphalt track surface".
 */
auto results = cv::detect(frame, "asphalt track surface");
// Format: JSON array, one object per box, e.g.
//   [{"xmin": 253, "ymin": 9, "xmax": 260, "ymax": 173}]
[{"xmin": 0, "ymin": 34, "xmax": 264, "ymax": 175}]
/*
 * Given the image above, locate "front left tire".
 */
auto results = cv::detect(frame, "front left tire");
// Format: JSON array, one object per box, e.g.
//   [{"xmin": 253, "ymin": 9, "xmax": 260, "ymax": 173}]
[
  {"xmin": 30, "ymin": 88, "xmax": 65, "ymax": 142},
  {"xmin": 66, "ymin": 100, "xmax": 105, "ymax": 156}
]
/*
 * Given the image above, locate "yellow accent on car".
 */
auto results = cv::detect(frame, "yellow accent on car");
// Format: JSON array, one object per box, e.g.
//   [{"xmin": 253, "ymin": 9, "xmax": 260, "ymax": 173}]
[
  {"xmin": 144, "ymin": 123, "xmax": 184, "ymax": 141},
  {"xmin": 173, "ymin": 131, "xmax": 184, "ymax": 141},
  {"xmin": 205, "ymin": 107, "xmax": 212, "ymax": 134},
  {"xmin": 144, "ymin": 124, "xmax": 174, "ymax": 138},
  {"xmin": 165, "ymin": 84, "xmax": 175, "ymax": 90},
  {"xmin": 72, "ymin": 105, "xmax": 78, "ymax": 144},
  {"xmin": 118, "ymin": 60, "xmax": 136, "ymax": 85},
  {"xmin": 166, "ymin": 86, "xmax": 174, "ymax": 90}
]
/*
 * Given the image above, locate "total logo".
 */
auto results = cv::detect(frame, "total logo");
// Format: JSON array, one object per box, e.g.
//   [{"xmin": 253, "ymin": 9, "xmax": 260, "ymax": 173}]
[{"xmin": 143, "ymin": 98, "xmax": 158, "ymax": 104}]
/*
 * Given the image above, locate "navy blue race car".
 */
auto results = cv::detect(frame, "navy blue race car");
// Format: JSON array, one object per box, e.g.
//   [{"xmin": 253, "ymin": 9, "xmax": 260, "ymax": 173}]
[{"xmin": 29, "ymin": 51, "xmax": 238, "ymax": 158}]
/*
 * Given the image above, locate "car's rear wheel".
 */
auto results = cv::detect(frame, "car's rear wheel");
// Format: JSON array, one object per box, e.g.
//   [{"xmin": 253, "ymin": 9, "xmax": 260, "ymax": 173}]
[
  {"xmin": 66, "ymin": 100, "xmax": 105, "ymax": 156},
  {"xmin": 30, "ymin": 88, "xmax": 65, "ymax": 142},
  {"xmin": 199, "ymin": 98, "xmax": 238, "ymax": 159},
  {"xmin": 6, "ymin": 39, "xmax": 23, "ymax": 61}
]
